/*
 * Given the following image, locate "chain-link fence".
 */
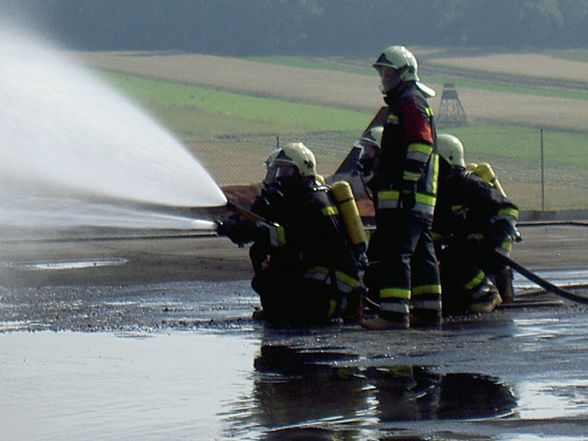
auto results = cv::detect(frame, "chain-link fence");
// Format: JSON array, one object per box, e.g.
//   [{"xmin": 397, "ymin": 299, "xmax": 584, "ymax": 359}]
[{"xmin": 186, "ymin": 127, "xmax": 588, "ymax": 211}]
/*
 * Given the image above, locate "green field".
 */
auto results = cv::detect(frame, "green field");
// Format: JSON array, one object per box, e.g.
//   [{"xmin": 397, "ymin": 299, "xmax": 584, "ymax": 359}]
[
  {"xmin": 442, "ymin": 124, "xmax": 588, "ymax": 168},
  {"xmin": 245, "ymin": 55, "xmax": 588, "ymax": 101},
  {"xmin": 96, "ymin": 65, "xmax": 587, "ymax": 209},
  {"xmin": 98, "ymin": 69, "xmax": 586, "ymax": 168},
  {"xmin": 98, "ymin": 70, "xmax": 372, "ymax": 139}
]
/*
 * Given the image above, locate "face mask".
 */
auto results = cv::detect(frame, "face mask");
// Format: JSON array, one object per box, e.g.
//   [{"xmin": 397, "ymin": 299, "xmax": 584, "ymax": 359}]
[
  {"xmin": 376, "ymin": 66, "xmax": 401, "ymax": 93},
  {"xmin": 358, "ymin": 144, "xmax": 380, "ymax": 176},
  {"xmin": 264, "ymin": 163, "xmax": 299, "ymax": 186}
]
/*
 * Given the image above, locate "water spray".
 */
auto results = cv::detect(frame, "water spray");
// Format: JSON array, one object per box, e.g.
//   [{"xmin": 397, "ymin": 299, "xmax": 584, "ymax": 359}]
[{"xmin": 0, "ymin": 23, "xmax": 226, "ymax": 235}]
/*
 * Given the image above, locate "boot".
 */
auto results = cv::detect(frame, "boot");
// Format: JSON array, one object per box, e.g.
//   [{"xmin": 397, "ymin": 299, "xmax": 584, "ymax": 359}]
[
  {"xmin": 411, "ymin": 308, "xmax": 442, "ymax": 328},
  {"xmin": 466, "ymin": 291, "xmax": 502, "ymax": 313},
  {"xmin": 360, "ymin": 312, "xmax": 410, "ymax": 330},
  {"xmin": 342, "ymin": 288, "xmax": 365, "ymax": 322}
]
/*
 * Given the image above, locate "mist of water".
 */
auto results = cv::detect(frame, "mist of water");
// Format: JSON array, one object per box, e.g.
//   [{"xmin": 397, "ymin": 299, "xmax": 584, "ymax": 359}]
[{"xmin": 0, "ymin": 23, "xmax": 227, "ymax": 232}]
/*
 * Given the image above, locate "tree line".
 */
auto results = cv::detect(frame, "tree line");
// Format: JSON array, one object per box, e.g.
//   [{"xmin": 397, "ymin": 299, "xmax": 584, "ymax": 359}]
[{"xmin": 5, "ymin": 0, "xmax": 588, "ymax": 54}]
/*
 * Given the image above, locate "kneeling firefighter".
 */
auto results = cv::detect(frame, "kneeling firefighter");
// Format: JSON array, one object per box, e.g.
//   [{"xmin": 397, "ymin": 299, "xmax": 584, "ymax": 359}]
[
  {"xmin": 355, "ymin": 129, "xmax": 519, "ymax": 315},
  {"xmin": 434, "ymin": 134, "xmax": 521, "ymax": 314},
  {"xmin": 217, "ymin": 142, "xmax": 363, "ymax": 325}
]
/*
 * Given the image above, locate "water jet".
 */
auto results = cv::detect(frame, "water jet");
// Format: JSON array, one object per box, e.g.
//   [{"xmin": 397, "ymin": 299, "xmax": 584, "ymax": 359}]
[{"xmin": 0, "ymin": 23, "xmax": 226, "ymax": 236}]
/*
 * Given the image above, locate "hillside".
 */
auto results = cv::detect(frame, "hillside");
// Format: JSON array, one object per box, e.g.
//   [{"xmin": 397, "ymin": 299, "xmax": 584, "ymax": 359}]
[{"xmin": 72, "ymin": 50, "xmax": 588, "ymax": 133}]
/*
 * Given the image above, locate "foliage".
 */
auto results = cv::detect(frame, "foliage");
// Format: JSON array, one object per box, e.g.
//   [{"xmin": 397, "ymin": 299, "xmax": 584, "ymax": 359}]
[{"xmin": 9, "ymin": 0, "xmax": 588, "ymax": 54}]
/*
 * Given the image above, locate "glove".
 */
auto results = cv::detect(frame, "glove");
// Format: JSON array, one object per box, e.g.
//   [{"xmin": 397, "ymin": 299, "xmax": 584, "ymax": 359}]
[
  {"xmin": 399, "ymin": 181, "xmax": 416, "ymax": 209},
  {"xmin": 485, "ymin": 217, "xmax": 517, "ymax": 253},
  {"xmin": 250, "ymin": 242, "xmax": 269, "ymax": 273},
  {"xmin": 216, "ymin": 218, "xmax": 259, "ymax": 245}
]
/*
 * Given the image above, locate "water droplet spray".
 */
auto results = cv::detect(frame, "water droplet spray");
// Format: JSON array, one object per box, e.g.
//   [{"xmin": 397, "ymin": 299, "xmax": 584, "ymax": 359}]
[{"xmin": 0, "ymin": 22, "xmax": 227, "ymax": 233}]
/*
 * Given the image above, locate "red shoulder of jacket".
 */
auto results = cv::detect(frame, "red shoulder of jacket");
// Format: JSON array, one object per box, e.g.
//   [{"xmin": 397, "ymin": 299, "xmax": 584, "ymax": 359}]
[{"xmin": 400, "ymin": 91, "xmax": 434, "ymax": 145}]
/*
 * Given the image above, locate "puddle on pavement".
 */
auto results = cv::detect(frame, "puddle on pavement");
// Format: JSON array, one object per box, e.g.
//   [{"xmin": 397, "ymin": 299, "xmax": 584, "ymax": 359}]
[
  {"xmin": 513, "ymin": 268, "xmax": 588, "ymax": 290},
  {"xmin": 2, "ymin": 332, "xmax": 588, "ymax": 441},
  {"xmin": 0, "ymin": 257, "xmax": 129, "ymax": 271}
]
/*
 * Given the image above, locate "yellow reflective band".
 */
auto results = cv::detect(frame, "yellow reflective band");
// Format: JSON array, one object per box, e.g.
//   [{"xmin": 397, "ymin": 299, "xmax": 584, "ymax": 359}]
[
  {"xmin": 451, "ymin": 204, "xmax": 464, "ymax": 212},
  {"xmin": 498, "ymin": 207, "xmax": 520, "ymax": 219},
  {"xmin": 431, "ymin": 154, "xmax": 439, "ymax": 195},
  {"xmin": 336, "ymin": 270, "xmax": 359, "ymax": 288},
  {"xmin": 412, "ymin": 284, "xmax": 442, "ymax": 295},
  {"xmin": 501, "ymin": 240, "xmax": 513, "ymax": 253},
  {"xmin": 328, "ymin": 300, "xmax": 337, "ymax": 318},
  {"xmin": 383, "ymin": 365, "xmax": 414, "ymax": 377},
  {"xmin": 306, "ymin": 266, "xmax": 359, "ymax": 292},
  {"xmin": 277, "ymin": 225, "xmax": 286, "ymax": 247},
  {"xmin": 380, "ymin": 287, "xmax": 411, "ymax": 300},
  {"xmin": 415, "ymin": 193, "xmax": 436, "ymax": 206},
  {"xmin": 425, "ymin": 107, "xmax": 433, "ymax": 117},
  {"xmin": 322, "ymin": 205, "xmax": 339, "ymax": 217},
  {"xmin": 464, "ymin": 270, "xmax": 485, "ymax": 290},
  {"xmin": 387, "ymin": 114, "xmax": 400, "ymax": 124},
  {"xmin": 403, "ymin": 171, "xmax": 420, "ymax": 182},
  {"xmin": 378, "ymin": 190, "xmax": 400, "ymax": 201},
  {"xmin": 408, "ymin": 143, "xmax": 433, "ymax": 155}
]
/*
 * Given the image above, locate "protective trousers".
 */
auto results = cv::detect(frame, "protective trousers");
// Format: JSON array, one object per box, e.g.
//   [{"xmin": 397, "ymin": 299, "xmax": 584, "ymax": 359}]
[
  {"xmin": 251, "ymin": 265, "xmax": 336, "ymax": 325},
  {"xmin": 436, "ymin": 241, "xmax": 494, "ymax": 314},
  {"xmin": 376, "ymin": 209, "xmax": 442, "ymax": 320}
]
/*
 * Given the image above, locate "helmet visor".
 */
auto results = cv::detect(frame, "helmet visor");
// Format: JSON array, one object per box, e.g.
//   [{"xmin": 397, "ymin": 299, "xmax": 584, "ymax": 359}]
[
  {"xmin": 264, "ymin": 163, "xmax": 299, "ymax": 185},
  {"xmin": 361, "ymin": 144, "xmax": 379, "ymax": 160},
  {"xmin": 376, "ymin": 66, "xmax": 401, "ymax": 93}
]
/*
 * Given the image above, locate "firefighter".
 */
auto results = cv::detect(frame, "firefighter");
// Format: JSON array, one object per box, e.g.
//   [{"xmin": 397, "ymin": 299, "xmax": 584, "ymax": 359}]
[
  {"xmin": 360, "ymin": 46, "xmax": 442, "ymax": 330},
  {"xmin": 434, "ymin": 134, "xmax": 520, "ymax": 314},
  {"xmin": 217, "ymin": 142, "xmax": 362, "ymax": 325}
]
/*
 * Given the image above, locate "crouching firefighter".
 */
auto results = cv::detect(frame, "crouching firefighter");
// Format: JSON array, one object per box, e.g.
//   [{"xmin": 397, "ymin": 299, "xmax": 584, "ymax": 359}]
[
  {"xmin": 217, "ymin": 142, "xmax": 363, "ymax": 325},
  {"xmin": 434, "ymin": 134, "xmax": 521, "ymax": 315}
]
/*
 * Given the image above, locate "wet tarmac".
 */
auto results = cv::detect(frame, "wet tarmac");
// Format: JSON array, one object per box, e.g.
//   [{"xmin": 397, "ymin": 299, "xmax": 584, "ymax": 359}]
[{"xmin": 1, "ymin": 223, "xmax": 587, "ymax": 440}]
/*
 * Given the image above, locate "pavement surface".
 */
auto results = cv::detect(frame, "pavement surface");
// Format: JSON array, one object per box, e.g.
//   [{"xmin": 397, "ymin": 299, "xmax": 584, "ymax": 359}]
[
  {"xmin": 1, "ymin": 222, "xmax": 586, "ymax": 288},
  {"xmin": 1, "ymin": 222, "xmax": 588, "ymax": 441}
]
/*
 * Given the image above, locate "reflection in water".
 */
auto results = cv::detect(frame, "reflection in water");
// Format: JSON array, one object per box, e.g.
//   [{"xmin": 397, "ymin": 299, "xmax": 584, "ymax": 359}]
[{"xmin": 225, "ymin": 345, "xmax": 517, "ymax": 440}]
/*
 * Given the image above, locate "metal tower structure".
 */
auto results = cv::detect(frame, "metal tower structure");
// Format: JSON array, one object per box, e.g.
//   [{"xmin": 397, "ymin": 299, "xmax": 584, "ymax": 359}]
[{"xmin": 437, "ymin": 83, "xmax": 467, "ymax": 126}]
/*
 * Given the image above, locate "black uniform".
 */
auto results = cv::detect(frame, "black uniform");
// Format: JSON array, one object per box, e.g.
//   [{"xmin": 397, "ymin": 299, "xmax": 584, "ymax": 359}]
[
  {"xmin": 225, "ymin": 180, "xmax": 361, "ymax": 325},
  {"xmin": 434, "ymin": 158, "xmax": 519, "ymax": 313},
  {"xmin": 371, "ymin": 82, "xmax": 442, "ymax": 323}
]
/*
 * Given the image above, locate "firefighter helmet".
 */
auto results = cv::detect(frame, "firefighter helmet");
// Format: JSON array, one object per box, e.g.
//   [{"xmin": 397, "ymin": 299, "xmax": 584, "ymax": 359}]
[
  {"xmin": 437, "ymin": 134, "xmax": 466, "ymax": 168},
  {"xmin": 264, "ymin": 142, "xmax": 317, "ymax": 185},
  {"xmin": 373, "ymin": 46, "xmax": 419, "ymax": 82},
  {"xmin": 357, "ymin": 126, "xmax": 383, "ymax": 175},
  {"xmin": 373, "ymin": 46, "xmax": 435, "ymax": 97},
  {"xmin": 359, "ymin": 126, "xmax": 384, "ymax": 148}
]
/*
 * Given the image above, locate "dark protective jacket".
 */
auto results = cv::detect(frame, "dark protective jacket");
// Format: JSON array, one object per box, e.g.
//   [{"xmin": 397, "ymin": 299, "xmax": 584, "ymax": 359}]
[
  {"xmin": 249, "ymin": 181, "xmax": 360, "ymax": 298},
  {"xmin": 433, "ymin": 158, "xmax": 519, "ymax": 240},
  {"xmin": 374, "ymin": 82, "xmax": 438, "ymax": 216}
]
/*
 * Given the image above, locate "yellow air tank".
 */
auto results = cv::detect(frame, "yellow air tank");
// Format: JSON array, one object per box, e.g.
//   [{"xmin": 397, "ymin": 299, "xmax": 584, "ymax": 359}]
[
  {"xmin": 474, "ymin": 163, "xmax": 507, "ymax": 197},
  {"xmin": 330, "ymin": 181, "xmax": 368, "ymax": 253}
]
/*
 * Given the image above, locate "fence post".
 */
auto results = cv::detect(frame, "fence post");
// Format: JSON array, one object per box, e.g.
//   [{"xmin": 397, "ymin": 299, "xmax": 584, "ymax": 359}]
[
  {"xmin": 540, "ymin": 128, "xmax": 545, "ymax": 211},
  {"xmin": 276, "ymin": 136, "xmax": 280, "ymax": 149}
]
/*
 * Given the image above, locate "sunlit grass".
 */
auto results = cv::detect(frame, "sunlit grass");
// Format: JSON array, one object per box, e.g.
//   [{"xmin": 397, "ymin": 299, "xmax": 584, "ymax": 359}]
[
  {"xmin": 441, "ymin": 123, "xmax": 588, "ymax": 168},
  {"xmin": 248, "ymin": 55, "xmax": 588, "ymax": 101},
  {"xmin": 97, "ymin": 70, "xmax": 373, "ymax": 139},
  {"xmin": 98, "ymin": 69, "xmax": 586, "ymax": 168}
]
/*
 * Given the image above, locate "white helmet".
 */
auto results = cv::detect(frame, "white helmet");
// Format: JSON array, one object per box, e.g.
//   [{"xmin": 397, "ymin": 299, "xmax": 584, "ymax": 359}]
[
  {"xmin": 437, "ymin": 134, "xmax": 466, "ymax": 168},
  {"xmin": 264, "ymin": 142, "xmax": 317, "ymax": 185},
  {"xmin": 359, "ymin": 126, "xmax": 384, "ymax": 148},
  {"xmin": 357, "ymin": 126, "xmax": 384, "ymax": 175},
  {"xmin": 373, "ymin": 46, "xmax": 435, "ymax": 97}
]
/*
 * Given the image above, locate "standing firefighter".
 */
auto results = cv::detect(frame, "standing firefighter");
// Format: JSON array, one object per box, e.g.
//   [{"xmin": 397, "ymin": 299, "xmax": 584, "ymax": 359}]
[
  {"xmin": 217, "ymin": 142, "xmax": 362, "ymax": 325},
  {"xmin": 434, "ymin": 134, "xmax": 520, "ymax": 314},
  {"xmin": 361, "ymin": 46, "xmax": 442, "ymax": 330}
]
